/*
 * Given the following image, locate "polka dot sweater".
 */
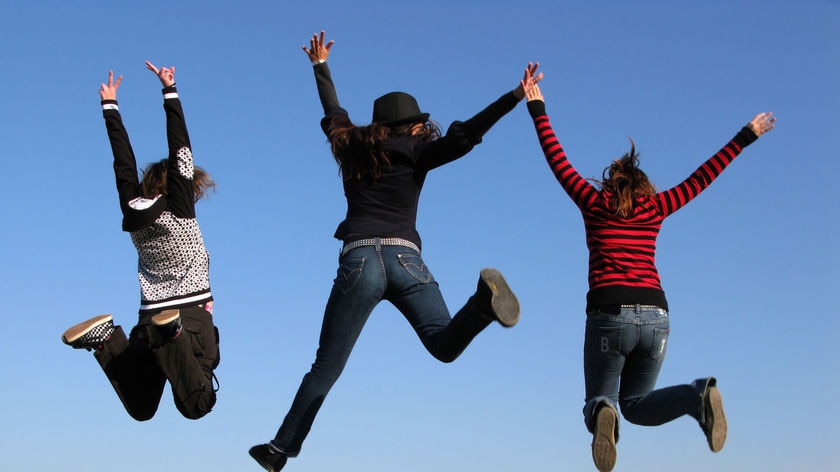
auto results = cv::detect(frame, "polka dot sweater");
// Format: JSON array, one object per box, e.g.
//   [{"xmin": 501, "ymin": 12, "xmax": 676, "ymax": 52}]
[{"xmin": 102, "ymin": 86, "xmax": 212, "ymax": 314}]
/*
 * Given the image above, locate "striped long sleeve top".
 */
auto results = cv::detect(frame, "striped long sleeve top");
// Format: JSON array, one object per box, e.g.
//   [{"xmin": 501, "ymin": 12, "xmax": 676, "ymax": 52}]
[{"xmin": 527, "ymin": 100, "xmax": 758, "ymax": 311}]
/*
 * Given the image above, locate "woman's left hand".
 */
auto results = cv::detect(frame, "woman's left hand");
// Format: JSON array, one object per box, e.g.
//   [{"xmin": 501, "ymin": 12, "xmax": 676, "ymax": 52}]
[
  {"xmin": 99, "ymin": 70, "xmax": 123, "ymax": 101},
  {"xmin": 748, "ymin": 112, "xmax": 776, "ymax": 137},
  {"xmin": 514, "ymin": 62, "xmax": 543, "ymax": 100}
]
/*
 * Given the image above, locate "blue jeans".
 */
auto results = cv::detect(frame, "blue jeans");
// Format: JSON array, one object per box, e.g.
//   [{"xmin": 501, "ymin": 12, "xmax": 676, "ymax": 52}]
[
  {"xmin": 582, "ymin": 304, "xmax": 705, "ymax": 435},
  {"xmin": 272, "ymin": 243, "xmax": 492, "ymax": 455}
]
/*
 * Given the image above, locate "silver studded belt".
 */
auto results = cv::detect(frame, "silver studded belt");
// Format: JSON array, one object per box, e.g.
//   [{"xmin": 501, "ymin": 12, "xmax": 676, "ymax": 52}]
[{"xmin": 340, "ymin": 237, "xmax": 420, "ymax": 256}]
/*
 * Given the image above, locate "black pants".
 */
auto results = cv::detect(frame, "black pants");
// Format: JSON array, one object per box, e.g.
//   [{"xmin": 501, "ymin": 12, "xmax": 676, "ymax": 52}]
[{"xmin": 94, "ymin": 305, "xmax": 220, "ymax": 421}]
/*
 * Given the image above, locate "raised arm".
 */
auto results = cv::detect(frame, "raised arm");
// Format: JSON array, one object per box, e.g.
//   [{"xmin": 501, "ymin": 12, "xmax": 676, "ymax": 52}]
[
  {"xmin": 655, "ymin": 112, "xmax": 776, "ymax": 216},
  {"xmin": 100, "ymin": 71, "xmax": 142, "ymax": 209},
  {"xmin": 459, "ymin": 62, "xmax": 543, "ymax": 139},
  {"xmin": 416, "ymin": 62, "xmax": 544, "ymax": 171},
  {"xmin": 147, "ymin": 61, "xmax": 196, "ymax": 217},
  {"xmin": 526, "ymin": 84, "xmax": 600, "ymax": 208},
  {"xmin": 146, "ymin": 61, "xmax": 192, "ymax": 172},
  {"xmin": 303, "ymin": 30, "xmax": 347, "ymax": 135}
]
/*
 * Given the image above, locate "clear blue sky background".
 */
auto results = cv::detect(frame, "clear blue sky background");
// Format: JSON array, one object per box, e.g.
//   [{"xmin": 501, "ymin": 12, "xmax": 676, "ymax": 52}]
[{"xmin": 1, "ymin": 1, "xmax": 836, "ymax": 471}]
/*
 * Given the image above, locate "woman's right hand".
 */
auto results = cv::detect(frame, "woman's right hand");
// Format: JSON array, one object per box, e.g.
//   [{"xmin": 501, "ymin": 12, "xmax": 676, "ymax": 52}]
[
  {"xmin": 303, "ymin": 30, "xmax": 334, "ymax": 63},
  {"xmin": 99, "ymin": 70, "xmax": 122, "ymax": 101},
  {"xmin": 514, "ymin": 62, "xmax": 543, "ymax": 100}
]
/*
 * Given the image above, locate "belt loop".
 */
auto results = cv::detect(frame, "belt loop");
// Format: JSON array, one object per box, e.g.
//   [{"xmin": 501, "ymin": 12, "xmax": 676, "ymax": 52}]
[
  {"xmin": 374, "ymin": 237, "xmax": 381, "ymax": 252},
  {"xmin": 634, "ymin": 303, "xmax": 641, "ymax": 314}
]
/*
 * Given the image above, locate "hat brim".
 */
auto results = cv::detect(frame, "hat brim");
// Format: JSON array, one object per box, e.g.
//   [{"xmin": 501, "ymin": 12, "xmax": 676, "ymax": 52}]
[{"xmin": 378, "ymin": 113, "xmax": 430, "ymax": 126}]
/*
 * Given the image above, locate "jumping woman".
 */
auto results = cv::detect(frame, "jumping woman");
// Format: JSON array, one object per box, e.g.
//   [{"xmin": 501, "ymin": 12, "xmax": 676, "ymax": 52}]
[
  {"xmin": 525, "ymin": 81, "xmax": 774, "ymax": 471},
  {"xmin": 249, "ymin": 31, "xmax": 540, "ymax": 471},
  {"xmin": 61, "ymin": 62, "xmax": 220, "ymax": 421}
]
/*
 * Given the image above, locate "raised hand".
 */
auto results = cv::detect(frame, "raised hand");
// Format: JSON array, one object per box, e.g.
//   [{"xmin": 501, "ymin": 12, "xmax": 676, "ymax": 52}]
[
  {"xmin": 99, "ymin": 70, "xmax": 123, "ymax": 101},
  {"xmin": 748, "ymin": 112, "xmax": 776, "ymax": 137},
  {"xmin": 514, "ymin": 62, "xmax": 543, "ymax": 100},
  {"xmin": 145, "ymin": 61, "xmax": 175, "ymax": 87},
  {"xmin": 525, "ymin": 83, "xmax": 544, "ymax": 102},
  {"xmin": 302, "ymin": 30, "xmax": 334, "ymax": 63}
]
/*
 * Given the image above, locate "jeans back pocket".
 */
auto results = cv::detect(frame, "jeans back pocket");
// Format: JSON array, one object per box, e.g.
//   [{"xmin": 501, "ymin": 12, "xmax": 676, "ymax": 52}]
[
  {"xmin": 397, "ymin": 253, "xmax": 432, "ymax": 284},
  {"xmin": 649, "ymin": 327, "xmax": 669, "ymax": 361},
  {"xmin": 334, "ymin": 257, "xmax": 366, "ymax": 295}
]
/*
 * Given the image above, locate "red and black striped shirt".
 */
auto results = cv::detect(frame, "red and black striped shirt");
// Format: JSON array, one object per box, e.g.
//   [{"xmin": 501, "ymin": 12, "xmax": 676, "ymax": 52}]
[{"xmin": 527, "ymin": 100, "xmax": 758, "ymax": 311}]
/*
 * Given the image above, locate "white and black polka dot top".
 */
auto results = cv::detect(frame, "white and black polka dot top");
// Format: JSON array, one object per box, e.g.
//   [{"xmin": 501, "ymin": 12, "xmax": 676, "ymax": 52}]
[{"xmin": 102, "ymin": 86, "xmax": 212, "ymax": 314}]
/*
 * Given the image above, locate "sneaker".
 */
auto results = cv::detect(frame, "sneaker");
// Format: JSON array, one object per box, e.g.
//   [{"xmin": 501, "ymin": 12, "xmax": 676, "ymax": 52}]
[
  {"xmin": 62, "ymin": 314, "xmax": 115, "ymax": 351},
  {"xmin": 477, "ymin": 268, "xmax": 520, "ymax": 327},
  {"xmin": 151, "ymin": 309, "xmax": 182, "ymax": 341},
  {"xmin": 249, "ymin": 443, "xmax": 287, "ymax": 472},
  {"xmin": 591, "ymin": 404, "xmax": 618, "ymax": 472},
  {"xmin": 700, "ymin": 378, "xmax": 727, "ymax": 452}
]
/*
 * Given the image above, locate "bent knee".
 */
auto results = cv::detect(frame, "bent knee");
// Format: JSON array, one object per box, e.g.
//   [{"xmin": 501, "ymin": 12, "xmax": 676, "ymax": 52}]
[{"xmin": 177, "ymin": 391, "xmax": 216, "ymax": 420}]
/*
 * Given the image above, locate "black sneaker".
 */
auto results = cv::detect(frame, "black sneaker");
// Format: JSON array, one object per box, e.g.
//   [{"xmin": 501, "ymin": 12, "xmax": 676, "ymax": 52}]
[
  {"xmin": 591, "ymin": 404, "xmax": 618, "ymax": 472},
  {"xmin": 477, "ymin": 268, "xmax": 520, "ymax": 327},
  {"xmin": 699, "ymin": 377, "xmax": 727, "ymax": 452},
  {"xmin": 249, "ymin": 443, "xmax": 287, "ymax": 472},
  {"xmin": 151, "ymin": 309, "xmax": 182, "ymax": 342},
  {"xmin": 62, "ymin": 314, "xmax": 115, "ymax": 351}
]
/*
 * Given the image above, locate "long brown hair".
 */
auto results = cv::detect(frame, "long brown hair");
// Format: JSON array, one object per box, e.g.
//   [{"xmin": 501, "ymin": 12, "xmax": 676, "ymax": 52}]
[
  {"xmin": 327, "ymin": 115, "xmax": 441, "ymax": 181},
  {"xmin": 140, "ymin": 158, "xmax": 216, "ymax": 202},
  {"xmin": 594, "ymin": 138, "xmax": 656, "ymax": 218}
]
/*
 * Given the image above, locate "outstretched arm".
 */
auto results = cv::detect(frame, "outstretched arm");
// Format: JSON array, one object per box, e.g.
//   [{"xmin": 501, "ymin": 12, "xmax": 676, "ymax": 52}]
[
  {"xmin": 455, "ymin": 62, "xmax": 543, "ymax": 142},
  {"xmin": 417, "ymin": 62, "xmax": 545, "ymax": 170},
  {"xmin": 656, "ymin": 112, "xmax": 777, "ymax": 216},
  {"xmin": 147, "ymin": 60, "xmax": 196, "ymax": 217},
  {"xmin": 526, "ymin": 83, "xmax": 600, "ymax": 208},
  {"xmin": 304, "ymin": 30, "xmax": 347, "ymax": 135},
  {"xmin": 145, "ymin": 60, "xmax": 191, "ymax": 167},
  {"xmin": 100, "ymin": 70, "xmax": 143, "ymax": 212}
]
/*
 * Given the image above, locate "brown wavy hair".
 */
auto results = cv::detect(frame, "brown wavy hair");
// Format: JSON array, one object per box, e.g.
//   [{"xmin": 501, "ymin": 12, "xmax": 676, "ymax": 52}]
[
  {"xmin": 594, "ymin": 138, "xmax": 656, "ymax": 218},
  {"xmin": 327, "ymin": 115, "xmax": 442, "ymax": 181},
  {"xmin": 140, "ymin": 158, "xmax": 216, "ymax": 202}
]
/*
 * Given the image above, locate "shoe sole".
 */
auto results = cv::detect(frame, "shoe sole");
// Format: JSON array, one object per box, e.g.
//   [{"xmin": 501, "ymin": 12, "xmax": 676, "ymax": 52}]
[
  {"xmin": 62, "ymin": 314, "xmax": 113, "ymax": 344},
  {"xmin": 480, "ymin": 268, "xmax": 520, "ymax": 327},
  {"xmin": 152, "ymin": 309, "xmax": 180, "ymax": 326},
  {"xmin": 592, "ymin": 407, "xmax": 617, "ymax": 472},
  {"xmin": 705, "ymin": 385, "xmax": 727, "ymax": 452}
]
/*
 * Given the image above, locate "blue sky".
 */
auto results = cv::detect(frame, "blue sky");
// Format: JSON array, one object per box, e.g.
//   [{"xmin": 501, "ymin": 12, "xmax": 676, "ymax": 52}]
[{"xmin": 1, "ymin": 1, "xmax": 837, "ymax": 471}]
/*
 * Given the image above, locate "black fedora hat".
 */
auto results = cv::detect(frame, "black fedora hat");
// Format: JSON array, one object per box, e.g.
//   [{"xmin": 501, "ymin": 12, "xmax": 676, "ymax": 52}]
[{"xmin": 372, "ymin": 91, "xmax": 429, "ymax": 125}]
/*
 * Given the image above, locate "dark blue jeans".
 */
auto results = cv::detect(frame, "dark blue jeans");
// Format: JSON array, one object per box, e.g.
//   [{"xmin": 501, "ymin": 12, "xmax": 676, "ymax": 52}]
[
  {"xmin": 273, "ymin": 244, "xmax": 491, "ymax": 455},
  {"xmin": 583, "ymin": 305, "xmax": 705, "ymax": 436}
]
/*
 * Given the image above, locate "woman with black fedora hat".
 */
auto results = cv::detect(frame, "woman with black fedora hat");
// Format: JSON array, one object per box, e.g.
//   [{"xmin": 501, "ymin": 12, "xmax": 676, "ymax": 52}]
[{"xmin": 249, "ymin": 30, "xmax": 541, "ymax": 471}]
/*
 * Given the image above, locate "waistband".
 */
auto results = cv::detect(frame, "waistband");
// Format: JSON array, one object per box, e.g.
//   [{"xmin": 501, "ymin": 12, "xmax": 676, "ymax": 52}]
[
  {"xmin": 588, "ymin": 304, "xmax": 668, "ymax": 316},
  {"xmin": 620, "ymin": 304, "xmax": 667, "ymax": 313},
  {"xmin": 341, "ymin": 237, "xmax": 420, "ymax": 256}
]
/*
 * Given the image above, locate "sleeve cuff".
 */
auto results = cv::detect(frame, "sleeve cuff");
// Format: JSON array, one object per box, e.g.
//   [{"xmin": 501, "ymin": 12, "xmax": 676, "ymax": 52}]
[
  {"xmin": 733, "ymin": 126, "xmax": 758, "ymax": 148},
  {"xmin": 163, "ymin": 85, "xmax": 178, "ymax": 100},
  {"xmin": 101, "ymin": 99, "xmax": 119, "ymax": 111},
  {"xmin": 527, "ymin": 100, "xmax": 546, "ymax": 117}
]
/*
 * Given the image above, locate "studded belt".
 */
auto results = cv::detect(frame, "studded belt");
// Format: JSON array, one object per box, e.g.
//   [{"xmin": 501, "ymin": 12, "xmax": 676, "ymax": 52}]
[{"xmin": 341, "ymin": 237, "xmax": 420, "ymax": 256}]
